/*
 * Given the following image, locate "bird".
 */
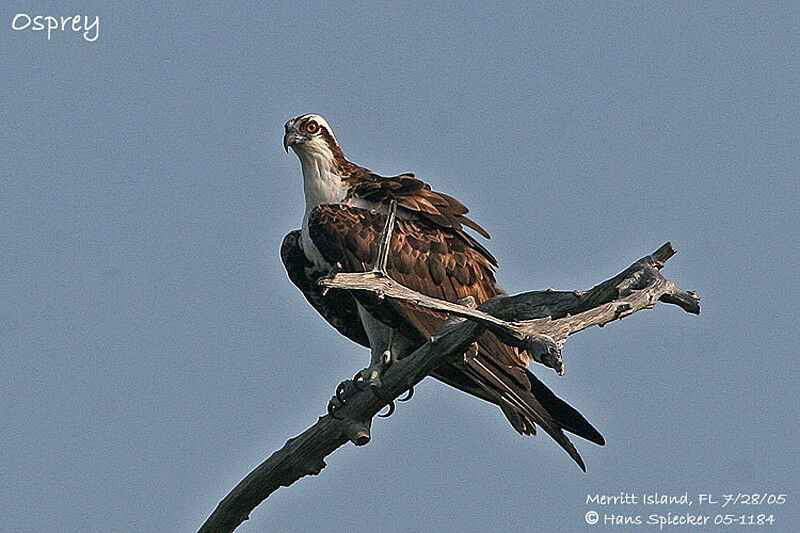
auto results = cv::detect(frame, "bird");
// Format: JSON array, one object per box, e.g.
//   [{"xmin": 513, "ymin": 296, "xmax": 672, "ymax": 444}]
[{"xmin": 280, "ymin": 113, "xmax": 604, "ymax": 470}]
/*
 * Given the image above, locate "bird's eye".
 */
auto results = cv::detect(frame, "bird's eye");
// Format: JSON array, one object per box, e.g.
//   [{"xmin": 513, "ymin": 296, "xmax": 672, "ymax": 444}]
[{"xmin": 306, "ymin": 121, "xmax": 319, "ymax": 134}]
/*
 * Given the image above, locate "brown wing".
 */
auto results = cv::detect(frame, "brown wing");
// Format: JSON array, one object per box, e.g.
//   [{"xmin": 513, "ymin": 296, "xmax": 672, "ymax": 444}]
[
  {"xmin": 280, "ymin": 229, "xmax": 369, "ymax": 348},
  {"xmin": 348, "ymin": 172, "xmax": 494, "ymax": 248},
  {"xmin": 308, "ymin": 202, "xmax": 604, "ymax": 470}
]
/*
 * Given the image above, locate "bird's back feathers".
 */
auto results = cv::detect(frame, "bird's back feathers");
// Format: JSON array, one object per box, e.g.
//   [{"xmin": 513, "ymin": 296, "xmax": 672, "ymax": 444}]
[{"xmin": 289, "ymin": 173, "xmax": 604, "ymax": 469}]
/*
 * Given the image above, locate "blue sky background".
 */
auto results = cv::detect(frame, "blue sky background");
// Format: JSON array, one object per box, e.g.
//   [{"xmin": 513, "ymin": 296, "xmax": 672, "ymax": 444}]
[{"xmin": 2, "ymin": 2, "xmax": 798, "ymax": 532}]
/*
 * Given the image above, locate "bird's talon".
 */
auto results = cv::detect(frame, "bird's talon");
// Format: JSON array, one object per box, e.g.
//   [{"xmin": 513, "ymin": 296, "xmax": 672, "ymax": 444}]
[
  {"xmin": 398, "ymin": 386, "xmax": 414, "ymax": 402},
  {"xmin": 352, "ymin": 371, "xmax": 368, "ymax": 391},
  {"xmin": 370, "ymin": 384, "xmax": 396, "ymax": 417},
  {"xmin": 327, "ymin": 400, "xmax": 344, "ymax": 420},
  {"xmin": 378, "ymin": 403, "xmax": 395, "ymax": 417},
  {"xmin": 335, "ymin": 382, "xmax": 348, "ymax": 404}
]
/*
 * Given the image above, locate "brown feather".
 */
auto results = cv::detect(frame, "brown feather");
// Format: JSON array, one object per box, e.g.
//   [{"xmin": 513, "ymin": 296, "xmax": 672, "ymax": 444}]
[
  {"xmin": 345, "ymin": 171, "xmax": 495, "ymax": 251},
  {"xmin": 279, "ymin": 230, "xmax": 369, "ymax": 348},
  {"xmin": 298, "ymin": 159, "xmax": 604, "ymax": 468}
]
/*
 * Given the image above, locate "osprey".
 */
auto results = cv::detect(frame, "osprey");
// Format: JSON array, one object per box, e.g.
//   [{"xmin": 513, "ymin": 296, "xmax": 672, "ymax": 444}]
[{"xmin": 280, "ymin": 113, "xmax": 604, "ymax": 470}]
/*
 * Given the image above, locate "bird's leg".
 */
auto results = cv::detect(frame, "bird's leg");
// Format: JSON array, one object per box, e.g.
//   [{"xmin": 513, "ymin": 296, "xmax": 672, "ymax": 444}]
[
  {"xmin": 328, "ymin": 325, "xmax": 394, "ymax": 417},
  {"xmin": 357, "ymin": 329, "xmax": 396, "ymax": 389},
  {"xmin": 362, "ymin": 329, "xmax": 416, "ymax": 416},
  {"xmin": 352, "ymin": 329, "xmax": 397, "ymax": 417},
  {"xmin": 329, "ymin": 307, "xmax": 393, "ymax": 417},
  {"xmin": 326, "ymin": 335, "xmax": 395, "ymax": 419},
  {"xmin": 327, "ymin": 328, "xmax": 415, "ymax": 419}
]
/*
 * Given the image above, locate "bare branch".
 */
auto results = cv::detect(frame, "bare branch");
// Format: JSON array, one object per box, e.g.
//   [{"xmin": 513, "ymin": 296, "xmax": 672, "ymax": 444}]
[
  {"xmin": 320, "ymin": 241, "xmax": 699, "ymax": 374},
  {"xmin": 198, "ymin": 304, "xmax": 482, "ymax": 533},
  {"xmin": 371, "ymin": 199, "xmax": 397, "ymax": 275},
  {"xmin": 198, "ymin": 242, "xmax": 698, "ymax": 532}
]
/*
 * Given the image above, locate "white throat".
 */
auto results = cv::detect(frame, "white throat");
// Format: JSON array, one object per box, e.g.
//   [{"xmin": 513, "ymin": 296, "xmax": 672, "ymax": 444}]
[
  {"xmin": 293, "ymin": 142, "xmax": 349, "ymax": 268},
  {"xmin": 294, "ymin": 144, "xmax": 348, "ymax": 218}
]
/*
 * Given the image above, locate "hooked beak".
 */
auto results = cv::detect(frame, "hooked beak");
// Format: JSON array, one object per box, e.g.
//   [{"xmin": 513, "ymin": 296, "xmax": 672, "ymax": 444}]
[{"xmin": 283, "ymin": 130, "xmax": 304, "ymax": 153}]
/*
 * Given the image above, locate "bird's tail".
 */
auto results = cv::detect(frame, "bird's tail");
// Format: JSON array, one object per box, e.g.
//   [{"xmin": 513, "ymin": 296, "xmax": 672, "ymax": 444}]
[{"xmin": 460, "ymin": 348, "xmax": 604, "ymax": 471}]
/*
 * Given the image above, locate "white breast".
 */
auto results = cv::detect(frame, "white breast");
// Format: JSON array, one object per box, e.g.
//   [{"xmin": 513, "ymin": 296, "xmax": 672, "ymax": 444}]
[{"xmin": 296, "ymin": 143, "xmax": 348, "ymax": 269}]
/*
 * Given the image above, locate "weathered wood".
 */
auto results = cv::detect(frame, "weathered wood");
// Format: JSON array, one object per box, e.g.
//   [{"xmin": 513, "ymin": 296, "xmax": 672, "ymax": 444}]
[
  {"xmin": 320, "ymin": 242, "xmax": 699, "ymax": 375},
  {"xmin": 198, "ymin": 307, "xmax": 482, "ymax": 533},
  {"xmin": 198, "ymin": 239, "xmax": 698, "ymax": 532}
]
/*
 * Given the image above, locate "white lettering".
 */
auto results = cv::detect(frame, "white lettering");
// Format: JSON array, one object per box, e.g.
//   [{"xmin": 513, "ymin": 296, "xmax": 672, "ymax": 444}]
[
  {"xmin": 45, "ymin": 16, "xmax": 58, "ymax": 40},
  {"xmin": 10, "ymin": 12, "xmax": 99, "ymax": 42},
  {"xmin": 11, "ymin": 13, "xmax": 31, "ymax": 30},
  {"xmin": 83, "ymin": 16, "xmax": 99, "ymax": 42}
]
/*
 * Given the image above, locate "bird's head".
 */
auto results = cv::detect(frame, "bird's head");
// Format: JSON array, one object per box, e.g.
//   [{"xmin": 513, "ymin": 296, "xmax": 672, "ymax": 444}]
[
  {"xmin": 283, "ymin": 114, "xmax": 352, "ymax": 207},
  {"xmin": 283, "ymin": 113, "xmax": 340, "ymax": 157}
]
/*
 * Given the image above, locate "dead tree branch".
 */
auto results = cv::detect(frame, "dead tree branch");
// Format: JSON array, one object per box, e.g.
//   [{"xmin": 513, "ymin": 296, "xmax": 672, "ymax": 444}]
[
  {"xmin": 198, "ymin": 300, "xmax": 485, "ymax": 533},
  {"xmin": 198, "ymin": 208, "xmax": 699, "ymax": 532},
  {"xmin": 320, "ymin": 241, "xmax": 699, "ymax": 375}
]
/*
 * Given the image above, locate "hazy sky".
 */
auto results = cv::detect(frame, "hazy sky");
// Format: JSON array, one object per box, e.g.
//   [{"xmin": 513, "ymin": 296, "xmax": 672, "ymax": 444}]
[{"xmin": 2, "ymin": 2, "xmax": 798, "ymax": 532}]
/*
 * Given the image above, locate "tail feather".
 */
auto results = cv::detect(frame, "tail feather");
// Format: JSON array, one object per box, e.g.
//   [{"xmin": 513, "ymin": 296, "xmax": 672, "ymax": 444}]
[
  {"xmin": 499, "ymin": 400, "xmax": 536, "ymax": 435},
  {"xmin": 462, "ymin": 355, "xmax": 590, "ymax": 471},
  {"xmin": 428, "ymin": 337, "xmax": 604, "ymax": 470},
  {"xmin": 525, "ymin": 369, "xmax": 605, "ymax": 445}
]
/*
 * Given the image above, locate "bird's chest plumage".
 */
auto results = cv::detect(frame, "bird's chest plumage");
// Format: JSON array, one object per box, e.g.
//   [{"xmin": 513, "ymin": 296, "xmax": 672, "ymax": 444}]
[
  {"xmin": 295, "ymin": 159, "xmax": 396, "ymax": 352},
  {"xmin": 297, "ymin": 151, "xmax": 349, "ymax": 270}
]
